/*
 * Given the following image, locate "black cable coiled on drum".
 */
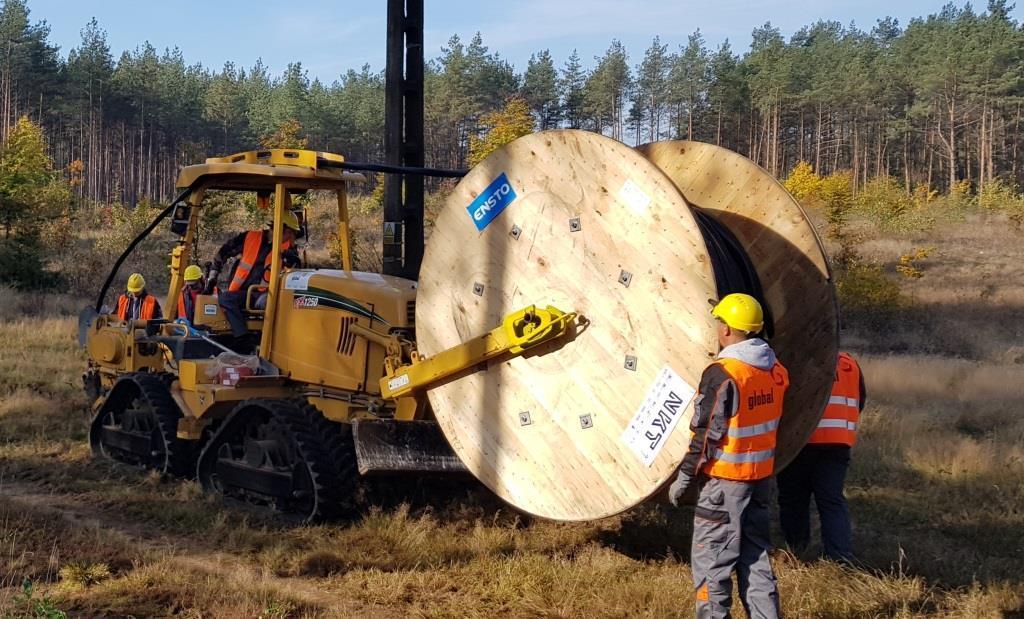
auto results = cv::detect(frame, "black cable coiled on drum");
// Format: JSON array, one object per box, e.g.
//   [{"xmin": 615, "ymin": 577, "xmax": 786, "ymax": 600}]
[{"xmin": 692, "ymin": 207, "xmax": 774, "ymax": 339}]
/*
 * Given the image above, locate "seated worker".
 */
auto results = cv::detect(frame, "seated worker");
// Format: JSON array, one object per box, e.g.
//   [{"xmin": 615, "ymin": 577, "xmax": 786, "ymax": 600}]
[
  {"xmin": 206, "ymin": 210, "xmax": 301, "ymax": 338},
  {"xmin": 177, "ymin": 264, "xmax": 205, "ymax": 324},
  {"xmin": 116, "ymin": 273, "xmax": 163, "ymax": 321}
]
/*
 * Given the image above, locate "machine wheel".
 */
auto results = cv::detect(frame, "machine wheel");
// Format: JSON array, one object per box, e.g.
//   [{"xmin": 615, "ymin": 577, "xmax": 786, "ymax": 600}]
[
  {"xmin": 195, "ymin": 398, "xmax": 360, "ymax": 522},
  {"xmin": 89, "ymin": 373, "xmax": 194, "ymax": 477}
]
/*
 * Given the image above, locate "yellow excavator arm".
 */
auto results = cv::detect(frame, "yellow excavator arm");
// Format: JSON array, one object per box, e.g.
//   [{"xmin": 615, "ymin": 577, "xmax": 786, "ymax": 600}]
[{"xmin": 350, "ymin": 305, "xmax": 577, "ymax": 400}]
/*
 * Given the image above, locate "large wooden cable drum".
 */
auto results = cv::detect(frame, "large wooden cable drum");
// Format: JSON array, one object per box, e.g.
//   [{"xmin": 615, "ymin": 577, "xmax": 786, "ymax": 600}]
[
  {"xmin": 637, "ymin": 140, "xmax": 839, "ymax": 470},
  {"xmin": 417, "ymin": 130, "xmax": 719, "ymax": 521},
  {"xmin": 417, "ymin": 131, "xmax": 839, "ymax": 521}
]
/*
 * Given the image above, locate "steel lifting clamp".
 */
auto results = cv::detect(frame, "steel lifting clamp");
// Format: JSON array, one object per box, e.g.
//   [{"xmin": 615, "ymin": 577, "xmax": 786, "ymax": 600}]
[{"xmin": 502, "ymin": 305, "xmax": 577, "ymax": 354}]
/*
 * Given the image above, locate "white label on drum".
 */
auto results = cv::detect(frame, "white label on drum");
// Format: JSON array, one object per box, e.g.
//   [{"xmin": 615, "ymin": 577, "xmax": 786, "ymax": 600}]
[
  {"xmin": 284, "ymin": 271, "xmax": 314, "ymax": 291},
  {"xmin": 621, "ymin": 365, "xmax": 697, "ymax": 467},
  {"xmin": 618, "ymin": 179, "xmax": 652, "ymax": 215}
]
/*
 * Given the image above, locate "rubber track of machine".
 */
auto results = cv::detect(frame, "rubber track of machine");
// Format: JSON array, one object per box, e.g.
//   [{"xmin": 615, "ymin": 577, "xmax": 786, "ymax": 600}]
[
  {"xmin": 196, "ymin": 398, "xmax": 355, "ymax": 523},
  {"xmin": 132, "ymin": 372, "xmax": 193, "ymax": 478},
  {"xmin": 296, "ymin": 400, "xmax": 362, "ymax": 520}
]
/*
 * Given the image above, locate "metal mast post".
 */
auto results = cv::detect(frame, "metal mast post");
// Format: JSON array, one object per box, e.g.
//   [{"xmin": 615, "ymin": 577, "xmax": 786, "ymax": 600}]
[{"xmin": 384, "ymin": 0, "xmax": 425, "ymax": 279}]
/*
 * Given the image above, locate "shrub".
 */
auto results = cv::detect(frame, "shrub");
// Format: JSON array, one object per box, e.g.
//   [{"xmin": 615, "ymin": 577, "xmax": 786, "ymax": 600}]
[
  {"xmin": 836, "ymin": 260, "xmax": 906, "ymax": 313},
  {"xmin": 57, "ymin": 201, "xmax": 175, "ymax": 300},
  {"xmin": 58, "ymin": 562, "xmax": 112, "ymax": 589},
  {"xmin": 0, "ymin": 232, "xmax": 57, "ymax": 290},
  {"xmin": 783, "ymin": 161, "xmax": 822, "ymax": 202},
  {"xmin": 819, "ymin": 172, "xmax": 853, "ymax": 234},
  {"xmin": 947, "ymin": 179, "xmax": 976, "ymax": 210},
  {"xmin": 895, "ymin": 246, "xmax": 934, "ymax": 279},
  {"xmin": 855, "ymin": 176, "xmax": 936, "ymax": 233},
  {"xmin": 911, "ymin": 184, "xmax": 939, "ymax": 208}
]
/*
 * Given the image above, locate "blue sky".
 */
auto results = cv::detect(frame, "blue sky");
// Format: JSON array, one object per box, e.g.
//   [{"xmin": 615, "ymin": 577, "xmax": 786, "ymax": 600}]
[{"xmin": 27, "ymin": 1, "xmax": 1024, "ymax": 82}]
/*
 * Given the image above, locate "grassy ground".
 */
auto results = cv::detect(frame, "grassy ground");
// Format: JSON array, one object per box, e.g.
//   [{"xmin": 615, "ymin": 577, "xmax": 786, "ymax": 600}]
[{"xmin": 2, "ymin": 211, "xmax": 1024, "ymax": 617}]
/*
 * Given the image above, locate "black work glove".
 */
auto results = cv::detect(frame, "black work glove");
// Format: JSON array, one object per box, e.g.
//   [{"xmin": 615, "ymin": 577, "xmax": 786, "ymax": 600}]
[
  {"xmin": 203, "ymin": 270, "xmax": 219, "ymax": 294},
  {"xmin": 282, "ymin": 248, "xmax": 301, "ymax": 268}
]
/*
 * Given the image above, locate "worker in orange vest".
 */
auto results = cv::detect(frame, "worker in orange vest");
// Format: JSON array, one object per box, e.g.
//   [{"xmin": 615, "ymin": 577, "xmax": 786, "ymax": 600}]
[
  {"xmin": 115, "ymin": 273, "xmax": 162, "ymax": 321},
  {"xmin": 776, "ymin": 351, "xmax": 865, "ymax": 562},
  {"xmin": 668, "ymin": 293, "xmax": 789, "ymax": 619},
  {"xmin": 177, "ymin": 264, "xmax": 205, "ymax": 324},
  {"xmin": 206, "ymin": 211, "xmax": 301, "ymax": 338}
]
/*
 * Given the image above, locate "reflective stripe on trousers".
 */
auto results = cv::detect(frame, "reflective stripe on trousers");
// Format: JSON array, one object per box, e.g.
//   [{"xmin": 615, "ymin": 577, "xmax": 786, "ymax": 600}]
[{"xmin": 692, "ymin": 477, "xmax": 780, "ymax": 619}]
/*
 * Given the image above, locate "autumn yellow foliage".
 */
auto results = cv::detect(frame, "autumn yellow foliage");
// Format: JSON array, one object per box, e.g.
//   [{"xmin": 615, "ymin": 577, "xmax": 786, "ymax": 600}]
[
  {"xmin": 896, "ymin": 246, "xmax": 934, "ymax": 279},
  {"xmin": 468, "ymin": 97, "xmax": 534, "ymax": 167},
  {"xmin": 259, "ymin": 118, "xmax": 309, "ymax": 150},
  {"xmin": 782, "ymin": 161, "xmax": 822, "ymax": 201}
]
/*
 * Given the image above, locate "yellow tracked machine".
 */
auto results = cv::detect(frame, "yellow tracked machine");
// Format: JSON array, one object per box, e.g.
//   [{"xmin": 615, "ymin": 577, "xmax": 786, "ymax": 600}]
[{"xmin": 79, "ymin": 149, "xmax": 577, "ymax": 520}]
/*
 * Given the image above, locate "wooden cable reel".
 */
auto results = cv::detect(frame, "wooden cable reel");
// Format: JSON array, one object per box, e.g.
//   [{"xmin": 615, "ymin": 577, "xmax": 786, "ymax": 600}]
[
  {"xmin": 636, "ymin": 140, "xmax": 839, "ymax": 472},
  {"xmin": 417, "ymin": 130, "xmax": 838, "ymax": 521}
]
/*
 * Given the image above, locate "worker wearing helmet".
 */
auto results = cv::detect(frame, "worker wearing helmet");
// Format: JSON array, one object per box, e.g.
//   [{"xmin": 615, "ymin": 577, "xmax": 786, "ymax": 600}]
[
  {"xmin": 207, "ymin": 211, "xmax": 302, "ymax": 338},
  {"xmin": 668, "ymin": 293, "xmax": 789, "ymax": 619},
  {"xmin": 176, "ymin": 264, "xmax": 205, "ymax": 324},
  {"xmin": 776, "ymin": 351, "xmax": 865, "ymax": 563},
  {"xmin": 116, "ymin": 273, "xmax": 163, "ymax": 321}
]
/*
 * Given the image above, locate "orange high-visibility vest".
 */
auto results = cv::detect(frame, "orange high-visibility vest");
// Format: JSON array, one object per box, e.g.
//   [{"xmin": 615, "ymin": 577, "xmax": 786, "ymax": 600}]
[
  {"xmin": 228, "ymin": 231, "xmax": 293, "ymax": 293},
  {"xmin": 177, "ymin": 286, "xmax": 199, "ymax": 322},
  {"xmin": 808, "ymin": 352, "xmax": 862, "ymax": 446},
  {"xmin": 116, "ymin": 293, "xmax": 157, "ymax": 321},
  {"xmin": 702, "ymin": 357, "xmax": 789, "ymax": 481}
]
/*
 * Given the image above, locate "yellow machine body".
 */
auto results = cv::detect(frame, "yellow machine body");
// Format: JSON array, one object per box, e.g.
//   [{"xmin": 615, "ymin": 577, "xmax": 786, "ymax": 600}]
[
  {"xmin": 82, "ymin": 149, "xmax": 576, "ymax": 492},
  {"xmin": 83, "ymin": 316, "xmax": 164, "ymax": 396}
]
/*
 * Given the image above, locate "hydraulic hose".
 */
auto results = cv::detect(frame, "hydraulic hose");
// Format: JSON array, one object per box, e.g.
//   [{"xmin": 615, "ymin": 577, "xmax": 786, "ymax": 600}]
[
  {"xmin": 320, "ymin": 159, "xmax": 468, "ymax": 178},
  {"xmin": 94, "ymin": 189, "xmax": 192, "ymax": 313}
]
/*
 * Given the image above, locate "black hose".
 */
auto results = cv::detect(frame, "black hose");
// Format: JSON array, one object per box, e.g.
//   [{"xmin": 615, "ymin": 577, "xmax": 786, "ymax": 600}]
[
  {"xmin": 692, "ymin": 207, "xmax": 774, "ymax": 339},
  {"xmin": 321, "ymin": 159, "xmax": 468, "ymax": 178},
  {"xmin": 94, "ymin": 189, "xmax": 192, "ymax": 313}
]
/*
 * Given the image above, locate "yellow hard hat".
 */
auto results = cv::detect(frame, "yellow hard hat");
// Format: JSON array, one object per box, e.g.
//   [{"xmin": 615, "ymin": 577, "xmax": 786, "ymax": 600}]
[
  {"xmin": 281, "ymin": 210, "xmax": 300, "ymax": 231},
  {"xmin": 183, "ymin": 265, "xmax": 203, "ymax": 282},
  {"xmin": 711, "ymin": 293, "xmax": 764, "ymax": 333},
  {"xmin": 126, "ymin": 273, "xmax": 146, "ymax": 293}
]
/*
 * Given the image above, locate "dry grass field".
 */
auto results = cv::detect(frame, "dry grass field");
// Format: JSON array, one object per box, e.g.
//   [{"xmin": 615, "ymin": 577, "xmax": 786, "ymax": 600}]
[{"xmin": 1, "ymin": 205, "xmax": 1023, "ymax": 617}]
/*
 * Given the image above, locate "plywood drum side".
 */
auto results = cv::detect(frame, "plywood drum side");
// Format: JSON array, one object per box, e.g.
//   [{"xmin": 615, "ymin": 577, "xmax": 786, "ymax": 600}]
[
  {"xmin": 418, "ymin": 130, "xmax": 718, "ymax": 521},
  {"xmin": 637, "ymin": 140, "xmax": 840, "ymax": 469}
]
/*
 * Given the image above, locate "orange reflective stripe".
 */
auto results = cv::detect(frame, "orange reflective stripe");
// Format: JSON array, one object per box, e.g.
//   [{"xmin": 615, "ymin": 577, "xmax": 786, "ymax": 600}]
[
  {"xmin": 139, "ymin": 295, "xmax": 157, "ymax": 320},
  {"xmin": 116, "ymin": 295, "xmax": 130, "ymax": 320},
  {"xmin": 117, "ymin": 293, "xmax": 156, "ymax": 320},
  {"xmin": 228, "ymin": 231, "xmax": 265, "ymax": 292},
  {"xmin": 230, "ymin": 232, "xmax": 293, "ymax": 292},
  {"xmin": 702, "ymin": 357, "xmax": 789, "ymax": 481},
  {"xmin": 178, "ymin": 289, "xmax": 197, "ymax": 320},
  {"xmin": 809, "ymin": 352, "xmax": 861, "ymax": 446}
]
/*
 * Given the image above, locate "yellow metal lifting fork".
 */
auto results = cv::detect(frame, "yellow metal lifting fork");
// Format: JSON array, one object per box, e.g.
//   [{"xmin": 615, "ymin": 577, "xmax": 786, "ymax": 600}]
[{"xmin": 350, "ymin": 305, "xmax": 577, "ymax": 400}]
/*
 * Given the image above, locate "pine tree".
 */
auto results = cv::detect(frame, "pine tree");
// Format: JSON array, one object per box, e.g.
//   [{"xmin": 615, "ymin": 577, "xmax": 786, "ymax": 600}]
[
  {"xmin": 585, "ymin": 40, "xmax": 631, "ymax": 140},
  {"xmin": 636, "ymin": 36, "xmax": 670, "ymax": 142},
  {"xmin": 670, "ymin": 30, "xmax": 710, "ymax": 141},
  {"xmin": 522, "ymin": 50, "xmax": 560, "ymax": 129},
  {"xmin": 559, "ymin": 49, "xmax": 587, "ymax": 129},
  {"xmin": 204, "ymin": 62, "xmax": 245, "ymax": 153}
]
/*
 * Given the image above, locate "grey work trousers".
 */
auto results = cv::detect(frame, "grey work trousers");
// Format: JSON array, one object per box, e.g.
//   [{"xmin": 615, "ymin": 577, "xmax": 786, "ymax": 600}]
[{"xmin": 692, "ymin": 477, "xmax": 780, "ymax": 619}]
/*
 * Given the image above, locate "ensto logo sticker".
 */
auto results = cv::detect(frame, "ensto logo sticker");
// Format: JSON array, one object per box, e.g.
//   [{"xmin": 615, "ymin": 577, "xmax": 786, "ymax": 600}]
[{"xmin": 466, "ymin": 172, "xmax": 517, "ymax": 231}]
